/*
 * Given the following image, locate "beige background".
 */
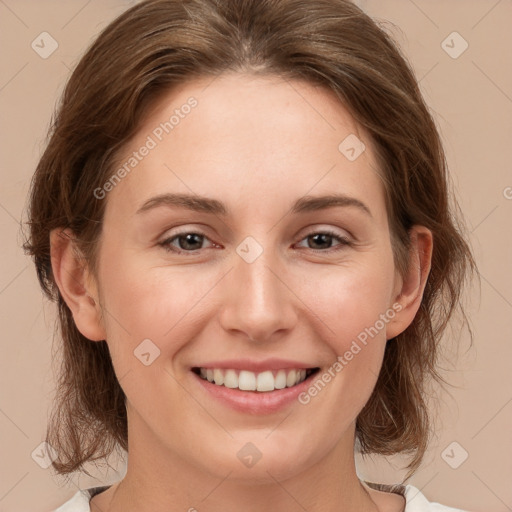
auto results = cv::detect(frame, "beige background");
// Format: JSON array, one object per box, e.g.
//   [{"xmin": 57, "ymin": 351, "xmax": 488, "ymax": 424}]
[{"xmin": 0, "ymin": 1, "xmax": 511, "ymax": 511}]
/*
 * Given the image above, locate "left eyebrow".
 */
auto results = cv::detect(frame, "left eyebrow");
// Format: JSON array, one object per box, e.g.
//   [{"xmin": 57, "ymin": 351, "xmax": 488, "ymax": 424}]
[{"xmin": 291, "ymin": 194, "xmax": 372, "ymax": 218}]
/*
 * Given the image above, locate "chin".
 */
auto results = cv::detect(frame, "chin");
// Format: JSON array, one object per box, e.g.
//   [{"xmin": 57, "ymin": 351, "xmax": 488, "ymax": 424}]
[{"xmin": 193, "ymin": 432, "xmax": 320, "ymax": 484}]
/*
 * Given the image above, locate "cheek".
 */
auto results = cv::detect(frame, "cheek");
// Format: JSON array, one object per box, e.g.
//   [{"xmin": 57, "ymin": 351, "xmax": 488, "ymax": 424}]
[
  {"xmin": 301, "ymin": 253, "xmax": 396, "ymax": 396},
  {"xmin": 96, "ymin": 243, "xmax": 222, "ymax": 363},
  {"xmin": 307, "ymin": 254, "xmax": 396, "ymax": 342}
]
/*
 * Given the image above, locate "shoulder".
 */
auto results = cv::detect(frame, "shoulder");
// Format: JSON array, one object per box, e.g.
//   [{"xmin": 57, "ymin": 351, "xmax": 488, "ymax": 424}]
[
  {"xmin": 52, "ymin": 486, "xmax": 111, "ymax": 512},
  {"xmin": 403, "ymin": 484, "xmax": 470, "ymax": 511},
  {"xmin": 364, "ymin": 481, "xmax": 470, "ymax": 512}
]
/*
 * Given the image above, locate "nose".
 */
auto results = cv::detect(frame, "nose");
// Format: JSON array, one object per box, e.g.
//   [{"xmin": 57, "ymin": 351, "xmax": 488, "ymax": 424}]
[{"xmin": 218, "ymin": 244, "xmax": 298, "ymax": 343}]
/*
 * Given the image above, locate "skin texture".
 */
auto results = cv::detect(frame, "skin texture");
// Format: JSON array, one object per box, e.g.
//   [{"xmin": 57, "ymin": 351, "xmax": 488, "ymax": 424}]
[{"xmin": 50, "ymin": 73, "xmax": 432, "ymax": 512}]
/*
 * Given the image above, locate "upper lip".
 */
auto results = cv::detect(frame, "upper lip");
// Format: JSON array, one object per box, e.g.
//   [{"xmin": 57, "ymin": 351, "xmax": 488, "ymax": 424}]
[{"xmin": 192, "ymin": 358, "xmax": 319, "ymax": 373}]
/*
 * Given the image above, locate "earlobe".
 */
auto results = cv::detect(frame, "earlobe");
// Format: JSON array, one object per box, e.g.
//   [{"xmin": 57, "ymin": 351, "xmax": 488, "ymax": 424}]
[
  {"xmin": 50, "ymin": 228, "xmax": 106, "ymax": 342},
  {"xmin": 386, "ymin": 226, "xmax": 433, "ymax": 340}
]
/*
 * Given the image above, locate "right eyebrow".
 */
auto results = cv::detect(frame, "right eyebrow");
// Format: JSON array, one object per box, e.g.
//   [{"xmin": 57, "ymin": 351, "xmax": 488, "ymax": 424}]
[{"xmin": 136, "ymin": 193, "xmax": 227, "ymax": 216}]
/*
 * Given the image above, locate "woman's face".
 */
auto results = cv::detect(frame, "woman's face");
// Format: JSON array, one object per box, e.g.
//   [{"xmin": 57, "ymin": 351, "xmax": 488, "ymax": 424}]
[{"xmin": 92, "ymin": 73, "xmax": 408, "ymax": 481}]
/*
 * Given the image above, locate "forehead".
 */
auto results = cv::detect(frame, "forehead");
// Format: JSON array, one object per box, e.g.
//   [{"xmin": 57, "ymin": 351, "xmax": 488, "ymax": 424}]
[{"xmin": 105, "ymin": 72, "xmax": 386, "ymax": 219}]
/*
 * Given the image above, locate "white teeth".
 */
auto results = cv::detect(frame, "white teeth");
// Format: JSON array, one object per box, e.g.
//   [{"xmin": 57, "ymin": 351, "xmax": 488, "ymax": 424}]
[
  {"xmin": 256, "ymin": 370, "xmax": 274, "ymax": 392},
  {"xmin": 223, "ymin": 369, "xmax": 238, "ymax": 389},
  {"xmin": 196, "ymin": 367, "xmax": 312, "ymax": 392},
  {"xmin": 238, "ymin": 370, "xmax": 256, "ymax": 391},
  {"xmin": 274, "ymin": 370, "xmax": 287, "ymax": 389},
  {"xmin": 286, "ymin": 369, "xmax": 297, "ymax": 387},
  {"xmin": 213, "ymin": 368, "xmax": 224, "ymax": 385}
]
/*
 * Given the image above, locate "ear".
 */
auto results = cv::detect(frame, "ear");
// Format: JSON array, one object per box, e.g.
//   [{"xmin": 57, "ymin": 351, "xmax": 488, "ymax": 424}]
[
  {"xmin": 386, "ymin": 225, "xmax": 433, "ymax": 340},
  {"xmin": 50, "ymin": 228, "xmax": 106, "ymax": 342}
]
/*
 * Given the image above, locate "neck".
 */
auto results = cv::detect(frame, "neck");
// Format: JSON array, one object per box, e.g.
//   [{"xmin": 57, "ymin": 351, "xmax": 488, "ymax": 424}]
[{"xmin": 102, "ymin": 413, "xmax": 379, "ymax": 512}]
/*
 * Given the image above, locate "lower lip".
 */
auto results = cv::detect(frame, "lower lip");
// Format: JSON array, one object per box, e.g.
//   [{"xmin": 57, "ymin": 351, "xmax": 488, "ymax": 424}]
[{"xmin": 191, "ymin": 370, "xmax": 318, "ymax": 414}]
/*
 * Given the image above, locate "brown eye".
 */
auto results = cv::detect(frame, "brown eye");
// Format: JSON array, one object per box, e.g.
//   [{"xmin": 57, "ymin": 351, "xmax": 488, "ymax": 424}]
[
  {"xmin": 160, "ymin": 232, "xmax": 213, "ymax": 253},
  {"xmin": 296, "ymin": 230, "xmax": 351, "ymax": 252}
]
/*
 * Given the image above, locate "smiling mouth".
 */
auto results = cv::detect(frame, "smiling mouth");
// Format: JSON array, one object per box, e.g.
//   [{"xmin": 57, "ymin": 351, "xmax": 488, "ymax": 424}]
[{"xmin": 191, "ymin": 367, "xmax": 321, "ymax": 392}]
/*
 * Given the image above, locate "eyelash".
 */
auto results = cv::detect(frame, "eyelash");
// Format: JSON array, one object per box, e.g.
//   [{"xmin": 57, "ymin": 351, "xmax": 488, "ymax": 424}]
[{"xmin": 158, "ymin": 229, "xmax": 352, "ymax": 255}]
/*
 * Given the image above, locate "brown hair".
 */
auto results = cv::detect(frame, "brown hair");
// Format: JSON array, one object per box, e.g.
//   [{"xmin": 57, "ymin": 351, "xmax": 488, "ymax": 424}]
[{"xmin": 23, "ymin": 0, "xmax": 475, "ymax": 480}]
